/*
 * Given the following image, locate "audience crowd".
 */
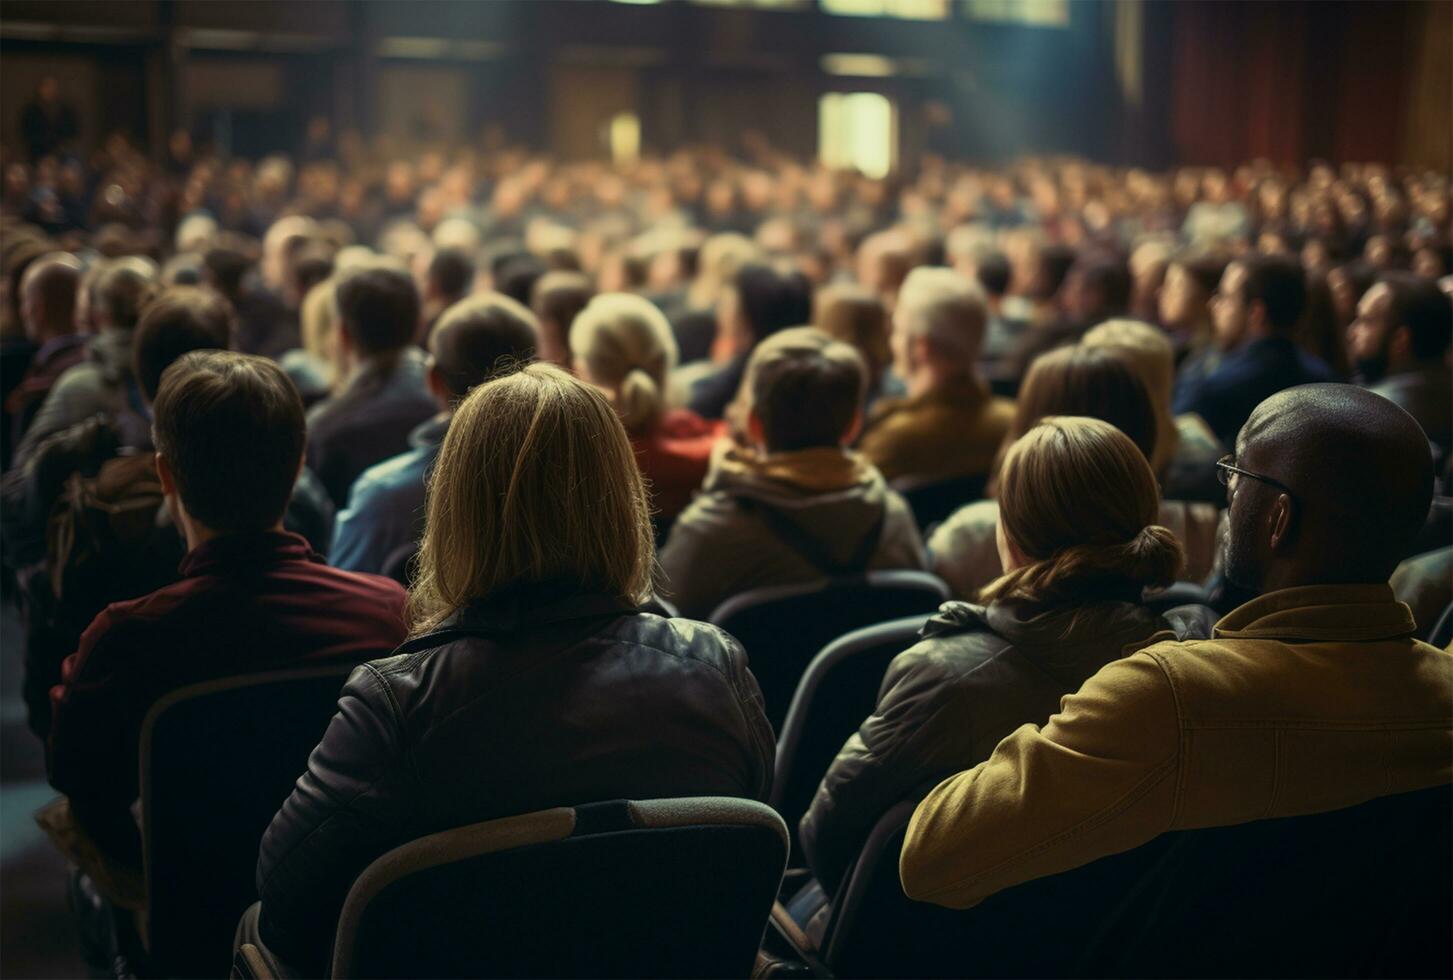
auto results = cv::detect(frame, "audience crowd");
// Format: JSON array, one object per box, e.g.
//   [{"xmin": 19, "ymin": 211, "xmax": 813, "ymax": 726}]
[{"xmin": 1, "ymin": 127, "xmax": 1450, "ymax": 975}]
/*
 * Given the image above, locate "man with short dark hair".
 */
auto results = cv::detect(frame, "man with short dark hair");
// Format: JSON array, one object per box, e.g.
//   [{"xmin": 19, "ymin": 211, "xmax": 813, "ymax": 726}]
[
  {"xmin": 531, "ymin": 270, "xmax": 594, "ymax": 367},
  {"xmin": 1172, "ymin": 254, "xmax": 1335, "ymax": 444},
  {"xmin": 331, "ymin": 293, "xmax": 538, "ymax": 574},
  {"xmin": 46, "ymin": 350, "xmax": 408, "ymax": 875},
  {"xmin": 1348, "ymin": 271, "xmax": 1452, "ymax": 463},
  {"xmin": 306, "ymin": 264, "xmax": 436, "ymax": 505},
  {"xmin": 5, "ymin": 252, "xmax": 86, "ymax": 449},
  {"xmin": 901, "ymin": 384, "xmax": 1451, "ymax": 910},
  {"xmin": 419, "ymin": 246, "xmax": 476, "ymax": 341},
  {"xmin": 660, "ymin": 326, "xmax": 926, "ymax": 620}
]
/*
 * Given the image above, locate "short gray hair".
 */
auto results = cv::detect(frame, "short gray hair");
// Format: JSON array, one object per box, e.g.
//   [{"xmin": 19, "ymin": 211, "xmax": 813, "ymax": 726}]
[{"xmin": 895, "ymin": 266, "xmax": 988, "ymax": 367}]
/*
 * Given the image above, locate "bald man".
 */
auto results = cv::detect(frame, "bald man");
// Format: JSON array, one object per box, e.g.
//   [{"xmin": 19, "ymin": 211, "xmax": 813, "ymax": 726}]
[
  {"xmin": 900, "ymin": 384, "xmax": 1451, "ymax": 910},
  {"xmin": 5, "ymin": 252, "xmax": 86, "ymax": 452},
  {"xmin": 330, "ymin": 293, "xmax": 538, "ymax": 574}
]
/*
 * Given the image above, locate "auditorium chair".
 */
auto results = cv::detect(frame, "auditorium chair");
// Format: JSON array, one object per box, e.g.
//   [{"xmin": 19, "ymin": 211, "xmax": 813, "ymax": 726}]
[
  {"xmin": 234, "ymin": 797, "xmax": 789, "ymax": 979},
  {"xmin": 772, "ymin": 785, "xmax": 1453, "ymax": 978},
  {"xmin": 770, "ymin": 616, "xmax": 926, "ymax": 858},
  {"xmin": 1428, "ymin": 601, "xmax": 1453, "ymax": 649},
  {"xmin": 889, "ymin": 472, "xmax": 989, "ymax": 534},
  {"xmin": 129, "ymin": 666, "xmax": 355, "ymax": 978},
  {"xmin": 708, "ymin": 571, "xmax": 950, "ymax": 730}
]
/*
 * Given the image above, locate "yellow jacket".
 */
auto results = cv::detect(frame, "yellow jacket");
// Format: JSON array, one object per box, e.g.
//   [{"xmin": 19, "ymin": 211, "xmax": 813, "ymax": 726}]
[
  {"xmin": 858, "ymin": 375, "xmax": 1014, "ymax": 485},
  {"xmin": 900, "ymin": 584, "xmax": 1453, "ymax": 908}
]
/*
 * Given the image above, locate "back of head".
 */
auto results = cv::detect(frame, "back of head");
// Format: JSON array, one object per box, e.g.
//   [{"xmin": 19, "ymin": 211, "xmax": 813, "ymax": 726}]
[
  {"xmin": 97, "ymin": 257, "xmax": 160, "ymax": 331},
  {"xmin": 410, "ymin": 363, "xmax": 654, "ymax": 634},
  {"xmin": 1080, "ymin": 318, "xmax": 1176, "ymax": 473},
  {"xmin": 975, "ymin": 251, "xmax": 1012, "ymax": 298},
  {"xmin": 744, "ymin": 325, "xmax": 866, "ymax": 453},
  {"xmin": 1030, "ymin": 244, "xmax": 1077, "ymax": 301},
  {"xmin": 151, "ymin": 351, "xmax": 305, "ymax": 534},
  {"xmin": 982, "ymin": 416, "xmax": 1183, "ymax": 604},
  {"xmin": 1012, "ymin": 345, "xmax": 1159, "ymax": 465},
  {"xmin": 691, "ymin": 232, "xmax": 762, "ymax": 307},
  {"xmin": 734, "ymin": 263, "xmax": 812, "ymax": 345},
  {"xmin": 1239, "ymin": 253, "xmax": 1307, "ymax": 332},
  {"xmin": 1380, "ymin": 270, "xmax": 1453, "ymax": 361},
  {"xmin": 1069, "ymin": 255, "xmax": 1132, "ymax": 321},
  {"xmin": 1231, "ymin": 384, "xmax": 1434, "ymax": 585},
  {"xmin": 428, "ymin": 247, "xmax": 476, "ymax": 303},
  {"xmin": 531, "ymin": 270, "xmax": 595, "ymax": 362},
  {"xmin": 334, "ymin": 264, "xmax": 419, "ymax": 356},
  {"xmin": 132, "ymin": 286, "xmax": 235, "ymax": 401},
  {"xmin": 300, "ymin": 279, "xmax": 338, "ymax": 362},
  {"xmin": 814, "ymin": 283, "xmax": 890, "ymax": 379},
  {"xmin": 897, "ymin": 266, "xmax": 989, "ymax": 370},
  {"xmin": 203, "ymin": 247, "xmax": 252, "ymax": 299},
  {"xmin": 570, "ymin": 292, "xmax": 677, "ymax": 435},
  {"xmin": 495, "ymin": 254, "xmax": 549, "ymax": 308},
  {"xmin": 429, "ymin": 293, "xmax": 539, "ymax": 401},
  {"xmin": 21, "ymin": 252, "xmax": 82, "ymax": 335}
]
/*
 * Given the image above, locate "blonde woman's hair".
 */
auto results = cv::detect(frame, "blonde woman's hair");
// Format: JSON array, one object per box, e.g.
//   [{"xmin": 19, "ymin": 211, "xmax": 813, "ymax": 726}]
[
  {"xmin": 687, "ymin": 233, "xmax": 762, "ymax": 310},
  {"xmin": 814, "ymin": 283, "xmax": 891, "ymax": 382},
  {"xmin": 300, "ymin": 278, "xmax": 339, "ymax": 379},
  {"xmin": 1080, "ymin": 318, "xmax": 1180, "ymax": 475},
  {"xmin": 407, "ymin": 363, "xmax": 656, "ymax": 635},
  {"xmin": 569, "ymin": 293, "xmax": 679, "ymax": 436},
  {"xmin": 981, "ymin": 416, "xmax": 1183, "ymax": 606}
]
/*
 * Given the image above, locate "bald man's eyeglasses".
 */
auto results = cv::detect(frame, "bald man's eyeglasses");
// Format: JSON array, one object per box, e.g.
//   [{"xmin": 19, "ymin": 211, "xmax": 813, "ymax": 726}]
[{"xmin": 1216, "ymin": 454, "xmax": 1298, "ymax": 500}]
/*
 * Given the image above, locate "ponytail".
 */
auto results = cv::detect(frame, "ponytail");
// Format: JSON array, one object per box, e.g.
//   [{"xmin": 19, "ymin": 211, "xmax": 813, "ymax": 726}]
[
  {"xmin": 615, "ymin": 366, "xmax": 664, "ymax": 435},
  {"xmin": 980, "ymin": 523, "xmax": 1184, "ymax": 605}
]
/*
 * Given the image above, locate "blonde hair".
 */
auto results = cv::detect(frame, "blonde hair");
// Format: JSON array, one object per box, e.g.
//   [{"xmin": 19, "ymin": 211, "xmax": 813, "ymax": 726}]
[
  {"xmin": 981, "ymin": 416, "xmax": 1183, "ymax": 606},
  {"xmin": 814, "ymin": 284, "xmax": 891, "ymax": 382},
  {"xmin": 569, "ymin": 293, "xmax": 678, "ymax": 436},
  {"xmin": 407, "ymin": 363, "xmax": 656, "ymax": 635},
  {"xmin": 895, "ymin": 266, "xmax": 987, "ymax": 368},
  {"xmin": 687, "ymin": 233, "xmax": 762, "ymax": 310},
  {"xmin": 300, "ymin": 278, "xmax": 338, "ymax": 364},
  {"xmin": 1080, "ymin": 318, "xmax": 1180, "ymax": 475}
]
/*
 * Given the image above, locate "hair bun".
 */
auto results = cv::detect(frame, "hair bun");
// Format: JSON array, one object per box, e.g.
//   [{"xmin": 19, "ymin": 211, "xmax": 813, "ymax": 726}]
[{"xmin": 1127, "ymin": 524, "xmax": 1183, "ymax": 587}]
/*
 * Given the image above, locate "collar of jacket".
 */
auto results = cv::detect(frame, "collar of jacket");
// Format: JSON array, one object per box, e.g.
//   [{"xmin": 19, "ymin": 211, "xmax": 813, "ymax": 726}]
[
  {"xmin": 1212, "ymin": 583, "xmax": 1417, "ymax": 643},
  {"xmin": 408, "ymin": 413, "xmax": 450, "ymax": 450},
  {"xmin": 705, "ymin": 442, "xmax": 875, "ymax": 495},
  {"xmin": 179, "ymin": 528, "xmax": 318, "ymax": 577},
  {"xmin": 924, "ymin": 594, "xmax": 1169, "ymax": 657},
  {"xmin": 435, "ymin": 583, "xmax": 639, "ymax": 637},
  {"xmin": 868, "ymin": 372, "xmax": 988, "ymax": 425}
]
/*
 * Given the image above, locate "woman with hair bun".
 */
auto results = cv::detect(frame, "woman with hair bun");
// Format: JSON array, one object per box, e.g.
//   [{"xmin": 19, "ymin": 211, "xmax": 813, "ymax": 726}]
[
  {"xmin": 570, "ymin": 292, "xmax": 723, "ymax": 527},
  {"xmin": 794, "ymin": 415, "xmax": 1214, "ymax": 923}
]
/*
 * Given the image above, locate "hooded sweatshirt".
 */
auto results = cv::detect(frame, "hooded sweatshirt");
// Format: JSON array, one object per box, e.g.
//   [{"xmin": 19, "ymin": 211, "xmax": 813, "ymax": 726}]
[{"xmin": 658, "ymin": 443, "xmax": 927, "ymax": 621}]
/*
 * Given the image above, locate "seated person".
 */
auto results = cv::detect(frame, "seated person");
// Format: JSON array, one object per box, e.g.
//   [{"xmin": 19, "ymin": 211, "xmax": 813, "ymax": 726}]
[
  {"xmin": 1081, "ymin": 319, "xmax": 1225, "ymax": 503},
  {"xmin": 795, "ymin": 416, "xmax": 1211, "ymax": 928},
  {"xmin": 660, "ymin": 327, "xmax": 926, "ymax": 620},
  {"xmin": 6, "ymin": 252, "xmax": 86, "ymax": 450},
  {"xmin": 930, "ymin": 346, "xmax": 1222, "ymax": 598},
  {"xmin": 1348, "ymin": 271, "xmax": 1452, "ymax": 465},
  {"xmin": 531, "ymin": 269, "xmax": 595, "ymax": 367},
  {"xmin": 306, "ymin": 264, "xmax": 437, "ymax": 506},
  {"xmin": 331, "ymin": 293, "xmax": 538, "ymax": 574},
  {"xmin": 46, "ymin": 351, "xmax": 407, "ymax": 881},
  {"xmin": 571, "ymin": 293, "xmax": 723, "ymax": 527},
  {"xmin": 1172, "ymin": 253, "xmax": 1334, "ymax": 445},
  {"xmin": 857, "ymin": 267, "xmax": 1014, "ymax": 485},
  {"xmin": 249, "ymin": 364, "xmax": 774, "ymax": 974},
  {"xmin": 1002, "ymin": 253, "xmax": 1131, "ymax": 381},
  {"xmin": 684, "ymin": 263, "xmax": 812, "ymax": 421},
  {"xmin": 901, "ymin": 384, "xmax": 1451, "ymax": 908},
  {"xmin": 814, "ymin": 283, "xmax": 898, "ymax": 409},
  {"xmin": 14, "ymin": 257, "xmax": 158, "ymax": 467}
]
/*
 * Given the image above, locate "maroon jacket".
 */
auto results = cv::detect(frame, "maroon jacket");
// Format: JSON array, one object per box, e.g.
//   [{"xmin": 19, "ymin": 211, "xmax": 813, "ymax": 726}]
[{"xmin": 46, "ymin": 529, "xmax": 407, "ymax": 865}]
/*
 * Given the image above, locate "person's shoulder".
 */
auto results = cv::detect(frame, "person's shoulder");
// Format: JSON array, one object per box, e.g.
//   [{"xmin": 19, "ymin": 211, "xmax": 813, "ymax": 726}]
[
  {"xmin": 597, "ymin": 611, "xmax": 748, "ymax": 675},
  {"xmin": 306, "ymin": 562, "xmax": 408, "ymax": 604},
  {"xmin": 351, "ymin": 447, "xmax": 429, "ymax": 497}
]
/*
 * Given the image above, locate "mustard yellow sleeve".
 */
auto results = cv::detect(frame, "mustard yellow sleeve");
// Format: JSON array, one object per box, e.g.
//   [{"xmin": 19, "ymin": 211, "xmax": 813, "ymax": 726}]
[{"xmin": 899, "ymin": 649, "xmax": 1181, "ymax": 908}]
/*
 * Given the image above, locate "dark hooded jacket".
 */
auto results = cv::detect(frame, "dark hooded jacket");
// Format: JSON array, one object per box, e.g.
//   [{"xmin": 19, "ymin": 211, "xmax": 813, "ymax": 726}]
[{"xmin": 798, "ymin": 595, "xmax": 1216, "ymax": 897}]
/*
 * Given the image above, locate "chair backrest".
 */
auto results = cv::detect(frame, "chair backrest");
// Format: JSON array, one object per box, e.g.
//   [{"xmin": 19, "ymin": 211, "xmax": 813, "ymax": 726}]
[
  {"xmin": 140, "ymin": 665, "xmax": 355, "ymax": 979},
  {"xmin": 770, "ymin": 616, "xmax": 927, "ymax": 851},
  {"xmin": 331, "ymin": 797, "xmax": 789, "ymax": 979},
  {"xmin": 890, "ymin": 472, "xmax": 989, "ymax": 533},
  {"xmin": 709, "ymin": 571, "xmax": 950, "ymax": 731},
  {"xmin": 823, "ymin": 785, "xmax": 1453, "ymax": 979}
]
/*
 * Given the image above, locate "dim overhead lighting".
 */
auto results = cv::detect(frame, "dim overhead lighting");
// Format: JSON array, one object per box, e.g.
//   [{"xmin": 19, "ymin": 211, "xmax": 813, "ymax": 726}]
[{"xmin": 821, "ymin": 53, "xmax": 899, "ymax": 77}]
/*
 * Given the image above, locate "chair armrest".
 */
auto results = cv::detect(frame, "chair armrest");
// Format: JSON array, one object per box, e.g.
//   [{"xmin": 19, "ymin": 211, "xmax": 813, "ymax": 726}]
[{"xmin": 232, "ymin": 943, "xmax": 276, "ymax": 980}]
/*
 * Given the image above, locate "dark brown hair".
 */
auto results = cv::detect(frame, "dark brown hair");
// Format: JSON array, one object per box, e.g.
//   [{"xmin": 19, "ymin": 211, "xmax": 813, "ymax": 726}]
[
  {"xmin": 746, "ymin": 326, "xmax": 865, "ymax": 452},
  {"xmin": 132, "ymin": 286, "xmax": 235, "ymax": 401},
  {"xmin": 152, "ymin": 351, "xmax": 305, "ymax": 533}
]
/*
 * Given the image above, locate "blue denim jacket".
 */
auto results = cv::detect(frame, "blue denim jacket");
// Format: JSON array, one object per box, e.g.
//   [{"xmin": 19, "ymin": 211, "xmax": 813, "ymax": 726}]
[{"xmin": 330, "ymin": 415, "xmax": 448, "ymax": 574}]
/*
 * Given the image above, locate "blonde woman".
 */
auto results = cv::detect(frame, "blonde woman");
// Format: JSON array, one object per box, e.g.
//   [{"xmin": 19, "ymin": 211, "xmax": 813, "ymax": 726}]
[
  {"xmin": 254, "ymin": 363, "xmax": 773, "ymax": 974},
  {"xmin": 795, "ymin": 416, "xmax": 1213, "ymax": 924},
  {"xmin": 278, "ymin": 278, "xmax": 339, "ymax": 404},
  {"xmin": 571, "ymin": 293, "xmax": 725, "ymax": 525}
]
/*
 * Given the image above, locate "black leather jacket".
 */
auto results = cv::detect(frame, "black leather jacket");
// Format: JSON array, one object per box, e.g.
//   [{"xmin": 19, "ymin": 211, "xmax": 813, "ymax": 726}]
[
  {"xmin": 798, "ymin": 595, "xmax": 1216, "ymax": 897},
  {"xmin": 256, "ymin": 587, "xmax": 775, "ymax": 973}
]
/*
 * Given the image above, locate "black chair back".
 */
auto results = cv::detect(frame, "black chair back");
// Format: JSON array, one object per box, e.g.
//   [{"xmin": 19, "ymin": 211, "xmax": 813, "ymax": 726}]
[
  {"xmin": 141, "ymin": 666, "xmax": 355, "ymax": 978},
  {"xmin": 890, "ymin": 472, "xmax": 989, "ymax": 533},
  {"xmin": 1428, "ymin": 601, "xmax": 1453, "ymax": 648},
  {"xmin": 709, "ymin": 571, "xmax": 950, "ymax": 730},
  {"xmin": 824, "ymin": 785, "xmax": 1453, "ymax": 978},
  {"xmin": 771, "ymin": 616, "xmax": 926, "ymax": 851},
  {"xmin": 332, "ymin": 797, "xmax": 789, "ymax": 979}
]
